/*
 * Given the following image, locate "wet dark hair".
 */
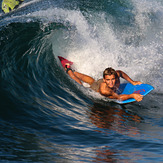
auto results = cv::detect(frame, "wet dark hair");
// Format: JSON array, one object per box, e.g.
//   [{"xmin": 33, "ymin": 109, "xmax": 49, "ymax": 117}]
[{"xmin": 103, "ymin": 67, "xmax": 117, "ymax": 78}]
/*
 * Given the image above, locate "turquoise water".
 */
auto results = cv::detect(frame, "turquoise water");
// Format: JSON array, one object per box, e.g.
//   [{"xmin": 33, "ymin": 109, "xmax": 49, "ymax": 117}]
[{"xmin": 0, "ymin": 0, "xmax": 163, "ymax": 162}]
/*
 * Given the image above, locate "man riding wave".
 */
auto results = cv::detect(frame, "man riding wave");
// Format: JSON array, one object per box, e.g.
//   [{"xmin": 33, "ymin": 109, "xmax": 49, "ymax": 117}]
[{"xmin": 65, "ymin": 64, "xmax": 143, "ymax": 102}]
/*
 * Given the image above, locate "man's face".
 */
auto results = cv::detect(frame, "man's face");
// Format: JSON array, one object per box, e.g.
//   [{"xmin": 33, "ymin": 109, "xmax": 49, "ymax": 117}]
[{"xmin": 103, "ymin": 74, "xmax": 116, "ymax": 88}]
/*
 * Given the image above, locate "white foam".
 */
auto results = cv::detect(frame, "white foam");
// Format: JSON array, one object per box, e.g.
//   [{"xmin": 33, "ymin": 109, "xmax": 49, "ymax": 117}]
[{"xmin": 28, "ymin": 4, "xmax": 163, "ymax": 92}]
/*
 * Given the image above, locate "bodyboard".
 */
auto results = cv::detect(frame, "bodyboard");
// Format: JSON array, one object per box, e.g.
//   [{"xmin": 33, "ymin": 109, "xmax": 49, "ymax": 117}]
[{"xmin": 114, "ymin": 83, "xmax": 154, "ymax": 104}]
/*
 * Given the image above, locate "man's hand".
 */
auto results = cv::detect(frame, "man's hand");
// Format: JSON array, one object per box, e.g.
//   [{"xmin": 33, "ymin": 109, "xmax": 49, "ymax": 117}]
[
  {"xmin": 132, "ymin": 81, "xmax": 142, "ymax": 85},
  {"xmin": 132, "ymin": 94, "xmax": 143, "ymax": 102}
]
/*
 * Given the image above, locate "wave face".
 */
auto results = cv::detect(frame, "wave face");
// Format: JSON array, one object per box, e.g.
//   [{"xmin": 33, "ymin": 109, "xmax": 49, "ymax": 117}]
[{"xmin": 0, "ymin": 0, "xmax": 163, "ymax": 162}]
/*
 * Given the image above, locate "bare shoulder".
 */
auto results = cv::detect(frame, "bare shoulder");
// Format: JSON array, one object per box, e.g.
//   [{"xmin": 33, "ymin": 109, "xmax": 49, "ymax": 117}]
[
  {"xmin": 116, "ymin": 70, "xmax": 122, "ymax": 77},
  {"xmin": 99, "ymin": 82, "xmax": 113, "ymax": 96}
]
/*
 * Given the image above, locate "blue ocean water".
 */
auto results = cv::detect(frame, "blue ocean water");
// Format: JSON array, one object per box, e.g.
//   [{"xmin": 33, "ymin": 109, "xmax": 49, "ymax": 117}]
[{"xmin": 0, "ymin": 0, "xmax": 163, "ymax": 162}]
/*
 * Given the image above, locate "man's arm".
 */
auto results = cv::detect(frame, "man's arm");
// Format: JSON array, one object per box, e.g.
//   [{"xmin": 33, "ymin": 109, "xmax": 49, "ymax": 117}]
[
  {"xmin": 116, "ymin": 70, "xmax": 142, "ymax": 85},
  {"xmin": 99, "ymin": 83, "xmax": 143, "ymax": 102},
  {"xmin": 113, "ymin": 93, "xmax": 143, "ymax": 102}
]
